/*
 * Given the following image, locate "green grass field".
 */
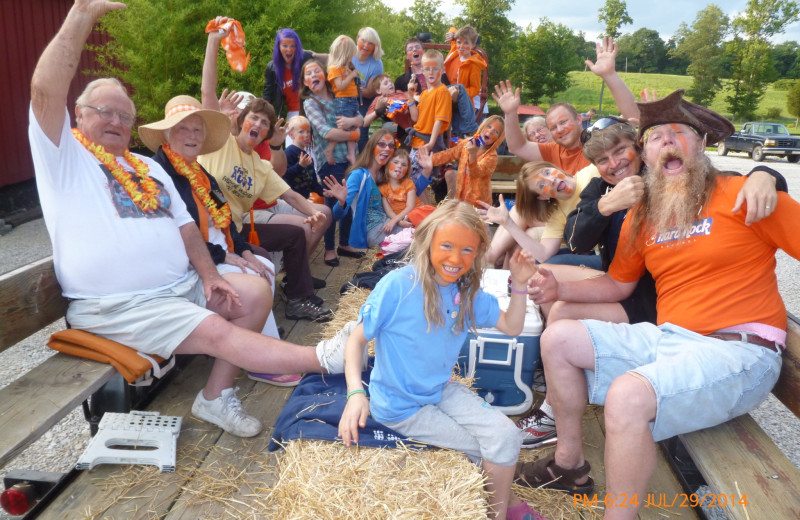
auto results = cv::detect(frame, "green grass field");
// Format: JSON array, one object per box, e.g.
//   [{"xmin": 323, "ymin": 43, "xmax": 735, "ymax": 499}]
[{"xmin": 508, "ymin": 71, "xmax": 798, "ymax": 129}]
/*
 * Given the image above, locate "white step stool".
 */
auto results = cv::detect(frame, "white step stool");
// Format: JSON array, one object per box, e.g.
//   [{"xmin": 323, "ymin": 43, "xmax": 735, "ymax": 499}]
[{"xmin": 76, "ymin": 411, "xmax": 182, "ymax": 472}]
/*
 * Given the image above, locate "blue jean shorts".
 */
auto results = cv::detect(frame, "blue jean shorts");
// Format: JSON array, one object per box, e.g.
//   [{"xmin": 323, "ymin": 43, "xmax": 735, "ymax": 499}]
[{"xmin": 581, "ymin": 320, "xmax": 782, "ymax": 441}]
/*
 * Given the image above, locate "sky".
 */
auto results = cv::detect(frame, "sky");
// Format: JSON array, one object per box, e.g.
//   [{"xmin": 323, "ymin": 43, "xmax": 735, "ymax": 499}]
[{"xmin": 381, "ymin": 1, "xmax": 800, "ymax": 44}]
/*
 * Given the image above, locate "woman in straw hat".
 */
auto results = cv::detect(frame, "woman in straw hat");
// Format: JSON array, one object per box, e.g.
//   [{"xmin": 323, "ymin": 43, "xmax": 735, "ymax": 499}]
[{"xmin": 140, "ymin": 95, "xmax": 309, "ymax": 387}]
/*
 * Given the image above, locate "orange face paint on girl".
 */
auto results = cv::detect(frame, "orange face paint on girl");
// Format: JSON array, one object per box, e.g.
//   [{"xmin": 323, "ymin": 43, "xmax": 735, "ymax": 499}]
[
  {"xmin": 373, "ymin": 136, "xmax": 395, "ymax": 165},
  {"xmin": 430, "ymin": 223, "xmax": 481, "ymax": 285}
]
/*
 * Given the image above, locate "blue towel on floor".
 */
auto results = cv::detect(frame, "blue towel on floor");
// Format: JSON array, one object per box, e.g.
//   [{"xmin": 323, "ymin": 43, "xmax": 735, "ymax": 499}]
[{"xmin": 268, "ymin": 361, "xmax": 427, "ymax": 451}]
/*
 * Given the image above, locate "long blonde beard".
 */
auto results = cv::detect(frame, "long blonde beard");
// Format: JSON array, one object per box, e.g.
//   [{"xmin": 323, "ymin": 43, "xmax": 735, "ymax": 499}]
[{"xmin": 643, "ymin": 146, "xmax": 711, "ymax": 237}]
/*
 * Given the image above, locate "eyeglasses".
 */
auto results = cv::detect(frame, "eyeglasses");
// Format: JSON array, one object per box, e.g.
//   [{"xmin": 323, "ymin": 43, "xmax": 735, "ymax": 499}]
[
  {"xmin": 376, "ymin": 140, "xmax": 395, "ymax": 149},
  {"xmin": 81, "ymin": 105, "xmax": 135, "ymax": 127},
  {"xmin": 580, "ymin": 116, "xmax": 626, "ymax": 145}
]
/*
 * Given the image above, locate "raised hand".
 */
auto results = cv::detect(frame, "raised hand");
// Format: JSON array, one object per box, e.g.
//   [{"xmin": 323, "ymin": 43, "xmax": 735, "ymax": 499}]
[
  {"xmin": 218, "ymin": 89, "xmax": 243, "ymax": 118},
  {"xmin": 322, "ymin": 176, "xmax": 347, "ymax": 203},
  {"xmin": 585, "ymin": 37, "xmax": 618, "ymax": 78},
  {"xmin": 492, "ymin": 81, "xmax": 521, "ymax": 116},
  {"xmin": 508, "ymin": 249, "xmax": 537, "ymax": 290},
  {"xmin": 299, "ymin": 151, "xmax": 313, "ymax": 167},
  {"xmin": 477, "ymin": 194, "xmax": 510, "ymax": 226},
  {"xmin": 270, "ymin": 118, "xmax": 287, "ymax": 146},
  {"xmin": 76, "ymin": 0, "xmax": 127, "ymax": 20}
]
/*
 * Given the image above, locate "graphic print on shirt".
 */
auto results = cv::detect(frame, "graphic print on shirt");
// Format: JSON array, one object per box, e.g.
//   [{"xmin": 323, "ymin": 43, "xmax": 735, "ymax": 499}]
[
  {"xmin": 101, "ymin": 165, "xmax": 173, "ymax": 219},
  {"xmin": 645, "ymin": 217, "xmax": 713, "ymax": 247},
  {"xmin": 220, "ymin": 164, "xmax": 255, "ymax": 201}
]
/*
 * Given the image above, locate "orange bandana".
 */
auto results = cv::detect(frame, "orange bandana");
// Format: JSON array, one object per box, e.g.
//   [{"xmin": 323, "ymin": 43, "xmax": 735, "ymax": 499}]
[{"xmin": 205, "ymin": 19, "xmax": 250, "ymax": 73}]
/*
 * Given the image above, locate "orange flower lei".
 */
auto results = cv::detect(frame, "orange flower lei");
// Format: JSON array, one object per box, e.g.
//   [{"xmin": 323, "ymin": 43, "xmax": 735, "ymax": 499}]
[
  {"xmin": 72, "ymin": 128, "xmax": 161, "ymax": 212},
  {"xmin": 162, "ymin": 143, "xmax": 232, "ymax": 229}
]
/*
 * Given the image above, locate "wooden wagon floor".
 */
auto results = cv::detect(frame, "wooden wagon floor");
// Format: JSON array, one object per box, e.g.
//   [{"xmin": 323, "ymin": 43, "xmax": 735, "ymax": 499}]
[{"xmin": 38, "ymin": 244, "xmax": 697, "ymax": 520}]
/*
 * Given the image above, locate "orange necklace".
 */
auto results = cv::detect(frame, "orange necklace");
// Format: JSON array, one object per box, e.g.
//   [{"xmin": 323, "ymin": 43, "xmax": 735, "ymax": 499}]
[
  {"xmin": 162, "ymin": 143, "xmax": 232, "ymax": 228},
  {"xmin": 72, "ymin": 128, "xmax": 161, "ymax": 212}
]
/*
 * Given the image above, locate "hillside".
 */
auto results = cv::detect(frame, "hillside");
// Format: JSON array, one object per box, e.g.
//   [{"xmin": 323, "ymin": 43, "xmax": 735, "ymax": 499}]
[{"xmin": 510, "ymin": 71, "xmax": 794, "ymax": 126}]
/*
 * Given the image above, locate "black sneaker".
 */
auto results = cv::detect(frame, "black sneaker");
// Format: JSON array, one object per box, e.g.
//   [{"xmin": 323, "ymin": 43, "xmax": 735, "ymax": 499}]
[
  {"xmin": 285, "ymin": 298, "xmax": 333, "ymax": 321},
  {"xmin": 280, "ymin": 277, "xmax": 326, "ymax": 291}
]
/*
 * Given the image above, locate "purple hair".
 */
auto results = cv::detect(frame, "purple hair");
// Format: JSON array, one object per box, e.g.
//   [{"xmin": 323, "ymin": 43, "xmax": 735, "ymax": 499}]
[{"xmin": 274, "ymin": 29, "xmax": 305, "ymax": 93}]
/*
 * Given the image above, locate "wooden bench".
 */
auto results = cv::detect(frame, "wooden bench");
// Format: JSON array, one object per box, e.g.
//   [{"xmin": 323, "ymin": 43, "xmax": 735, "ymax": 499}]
[
  {"xmin": 668, "ymin": 315, "xmax": 800, "ymax": 519},
  {"xmin": 491, "ymin": 155, "xmax": 525, "ymax": 195},
  {"xmin": 0, "ymin": 257, "xmax": 177, "ymax": 470}
]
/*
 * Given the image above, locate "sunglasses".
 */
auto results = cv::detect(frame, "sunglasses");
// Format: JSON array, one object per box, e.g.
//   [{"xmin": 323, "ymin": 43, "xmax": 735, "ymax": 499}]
[{"xmin": 580, "ymin": 116, "xmax": 626, "ymax": 145}]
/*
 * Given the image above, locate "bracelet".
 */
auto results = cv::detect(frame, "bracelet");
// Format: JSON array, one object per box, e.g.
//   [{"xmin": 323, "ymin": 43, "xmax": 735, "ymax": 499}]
[
  {"xmin": 407, "ymin": 100, "xmax": 416, "ymax": 107},
  {"xmin": 509, "ymin": 284, "xmax": 528, "ymax": 295},
  {"xmin": 349, "ymin": 130, "xmax": 360, "ymax": 142},
  {"xmin": 346, "ymin": 389, "xmax": 367, "ymax": 399},
  {"xmin": 269, "ymin": 144, "xmax": 282, "ymax": 151}
]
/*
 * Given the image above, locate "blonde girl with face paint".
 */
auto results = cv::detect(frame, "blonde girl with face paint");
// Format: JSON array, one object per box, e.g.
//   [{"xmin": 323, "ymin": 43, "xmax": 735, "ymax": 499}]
[
  {"xmin": 336, "ymin": 200, "xmax": 546, "ymax": 520},
  {"xmin": 480, "ymin": 161, "xmax": 598, "ymax": 266}
]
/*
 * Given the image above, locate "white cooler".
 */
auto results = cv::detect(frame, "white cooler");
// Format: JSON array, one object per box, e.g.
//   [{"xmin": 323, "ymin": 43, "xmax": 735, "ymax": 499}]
[{"xmin": 457, "ymin": 269, "xmax": 543, "ymax": 415}]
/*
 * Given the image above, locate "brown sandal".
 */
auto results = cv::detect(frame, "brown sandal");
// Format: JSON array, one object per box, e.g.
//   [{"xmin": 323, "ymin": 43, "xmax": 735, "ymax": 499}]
[{"xmin": 515, "ymin": 454, "xmax": 594, "ymax": 494}]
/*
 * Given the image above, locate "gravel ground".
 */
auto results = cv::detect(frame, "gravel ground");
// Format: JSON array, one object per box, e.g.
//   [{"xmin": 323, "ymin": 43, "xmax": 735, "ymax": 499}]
[{"xmin": 0, "ymin": 152, "xmax": 798, "ymax": 519}]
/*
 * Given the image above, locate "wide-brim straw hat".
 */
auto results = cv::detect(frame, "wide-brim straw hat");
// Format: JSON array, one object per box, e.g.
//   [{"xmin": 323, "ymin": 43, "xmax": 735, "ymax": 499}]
[
  {"xmin": 139, "ymin": 95, "xmax": 231, "ymax": 155},
  {"xmin": 636, "ymin": 89, "xmax": 735, "ymax": 146}
]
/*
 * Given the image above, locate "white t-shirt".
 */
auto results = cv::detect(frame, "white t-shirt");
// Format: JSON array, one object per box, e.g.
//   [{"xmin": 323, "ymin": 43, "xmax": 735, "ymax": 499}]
[{"xmin": 28, "ymin": 106, "xmax": 195, "ymax": 299}]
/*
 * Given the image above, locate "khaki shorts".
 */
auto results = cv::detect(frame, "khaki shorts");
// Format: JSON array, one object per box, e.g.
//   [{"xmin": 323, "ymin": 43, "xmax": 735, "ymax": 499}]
[{"xmin": 66, "ymin": 270, "xmax": 214, "ymax": 358}]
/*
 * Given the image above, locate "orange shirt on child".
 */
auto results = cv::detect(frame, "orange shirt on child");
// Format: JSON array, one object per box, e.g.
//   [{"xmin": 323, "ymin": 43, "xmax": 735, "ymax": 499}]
[
  {"xmin": 379, "ymin": 178, "xmax": 422, "ymax": 215},
  {"xmin": 328, "ymin": 66, "xmax": 358, "ymax": 98},
  {"xmin": 410, "ymin": 84, "xmax": 452, "ymax": 149}
]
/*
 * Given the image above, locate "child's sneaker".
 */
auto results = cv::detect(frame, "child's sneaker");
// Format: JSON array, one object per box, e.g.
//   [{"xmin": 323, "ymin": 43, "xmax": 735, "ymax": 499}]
[
  {"xmin": 507, "ymin": 500, "xmax": 549, "ymax": 520},
  {"xmin": 315, "ymin": 320, "xmax": 367, "ymax": 374},
  {"xmin": 191, "ymin": 387, "xmax": 262, "ymax": 438},
  {"xmin": 517, "ymin": 407, "xmax": 556, "ymax": 448},
  {"xmin": 247, "ymin": 373, "xmax": 302, "ymax": 387}
]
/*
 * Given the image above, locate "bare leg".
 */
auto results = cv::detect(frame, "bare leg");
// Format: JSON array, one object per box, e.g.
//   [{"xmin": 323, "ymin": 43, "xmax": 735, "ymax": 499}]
[
  {"xmin": 175, "ymin": 274, "xmax": 323, "ymax": 397},
  {"xmin": 603, "ymin": 373, "xmax": 658, "ymax": 520},
  {"xmin": 486, "ymin": 206, "xmax": 541, "ymax": 265},
  {"xmin": 483, "ymin": 461, "xmax": 522, "ymax": 520},
  {"xmin": 541, "ymin": 320, "xmax": 596, "ymax": 477}
]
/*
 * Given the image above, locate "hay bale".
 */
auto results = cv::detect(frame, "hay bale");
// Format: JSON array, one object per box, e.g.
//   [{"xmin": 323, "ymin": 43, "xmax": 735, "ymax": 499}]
[{"xmin": 266, "ymin": 440, "xmax": 489, "ymax": 519}]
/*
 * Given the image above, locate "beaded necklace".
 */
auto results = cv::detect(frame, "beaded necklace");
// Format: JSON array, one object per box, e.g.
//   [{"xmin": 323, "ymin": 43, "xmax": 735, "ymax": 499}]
[
  {"xmin": 162, "ymin": 143, "xmax": 232, "ymax": 228},
  {"xmin": 72, "ymin": 128, "xmax": 161, "ymax": 212}
]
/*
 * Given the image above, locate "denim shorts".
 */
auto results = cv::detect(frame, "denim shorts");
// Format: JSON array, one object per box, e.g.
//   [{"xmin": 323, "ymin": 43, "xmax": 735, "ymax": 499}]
[
  {"xmin": 333, "ymin": 96, "xmax": 360, "ymax": 119},
  {"xmin": 581, "ymin": 320, "xmax": 782, "ymax": 441}
]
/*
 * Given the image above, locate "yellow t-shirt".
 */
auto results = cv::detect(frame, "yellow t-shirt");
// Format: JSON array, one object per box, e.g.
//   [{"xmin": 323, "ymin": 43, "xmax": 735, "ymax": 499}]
[
  {"xmin": 541, "ymin": 164, "xmax": 599, "ymax": 240},
  {"xmin": 198, "ymin": 135, "xmax": 289, "ymax": 231}
]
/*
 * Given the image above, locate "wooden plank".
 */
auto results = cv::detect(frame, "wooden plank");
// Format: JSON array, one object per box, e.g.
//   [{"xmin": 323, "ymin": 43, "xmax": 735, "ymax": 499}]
[
  {"xmin": 493, "ymin": 155, "xmax": 526, "ymax": 179},
  {"xmin": 680, "ymin": 413, "xmax": 800, "ymax": 520},
  {"xmin": 491, "ymin": 180, "xmax": 517, "ymax": 194},
  {"xmin": 37, "ymin": 355, "xmax": 217, "ymax": 520},
  {"xmin": 0, "ymin": 354, "xmax": 115, "ymax": 468},
  {"xmin": 163, "ymin": 384, "xmax": 293, "ymax": 519},
  {"xmin": 772, "ymin": 313, "xmax": 800, "ymax": 417},
  {"xmin": 0, "ymin": 256, "xmax": 67, "ymax": 352}
]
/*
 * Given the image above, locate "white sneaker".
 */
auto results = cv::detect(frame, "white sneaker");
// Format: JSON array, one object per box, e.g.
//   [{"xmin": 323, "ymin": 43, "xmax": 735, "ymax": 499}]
[
  {"xmin": 191, "ymin": 387, "xmax": 262, "ymax": 438},
  {"xmin": 315, "ymin": 320, "xmax": 368, "ymax": 374}
]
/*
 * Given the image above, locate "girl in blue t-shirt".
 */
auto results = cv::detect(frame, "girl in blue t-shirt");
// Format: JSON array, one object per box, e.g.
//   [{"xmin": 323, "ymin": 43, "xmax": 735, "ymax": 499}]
[{"xmin": 337, "ymin": 200, "xmax": 545, "ymax": 520}]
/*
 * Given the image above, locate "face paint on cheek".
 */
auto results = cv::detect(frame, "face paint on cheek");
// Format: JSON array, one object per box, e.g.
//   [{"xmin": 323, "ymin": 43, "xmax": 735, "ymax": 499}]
[
  {"xmin": 539, "ymin": 184, "xmax": 552, "ymax": 197},
  {"xmin": 242, "ymin": 120, "xmax": 252, "ymax": 133},
  {"xmin": 430, "ymin": 224, "xmax": 480, "ymax": 284},
  {"xmin": 258, "ymin": 128, "xmax": 268, "ymax": 141}
]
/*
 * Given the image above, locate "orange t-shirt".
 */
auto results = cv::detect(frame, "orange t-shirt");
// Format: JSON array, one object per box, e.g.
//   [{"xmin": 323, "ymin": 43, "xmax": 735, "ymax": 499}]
[
  {"xmin": 379, "ymin": 178, "xmax": 421, "ymax": 214},
  {"xmin": 538, "ymin": 142, "xmax": 590, "ymax": 175},
  {"xmin": 609, "ymin": 175, "xmax": 800, "ymax": 335},
  {"xmin": 410, "ymin": 84, "xmax": 452, "ymax": 149},
  {"xmin": 328, "ymin": 66, "xmax": 358, "ymax": 98},
  {"xmin": 283, "ymin": 67, "xmax": 300, "ymax": 112}
]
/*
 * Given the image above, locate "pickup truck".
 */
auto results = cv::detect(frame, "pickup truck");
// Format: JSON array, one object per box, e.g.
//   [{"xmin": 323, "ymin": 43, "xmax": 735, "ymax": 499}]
[{"xmin": 718, "ymin": 122, "xmax": 800, "ymax": 162}]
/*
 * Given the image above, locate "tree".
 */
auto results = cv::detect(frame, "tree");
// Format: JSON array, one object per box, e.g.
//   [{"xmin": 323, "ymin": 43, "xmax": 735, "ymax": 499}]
[
  {"xmin": 725, "ymin": 0, "xmax": 800, "ymax": 120},
  {"xmin": 616, "ymin": 28, "xmax": 667, "ymax": 73},
  {"xmin": 454, "ymin": 0, "xmax": 518, "ymax": 83},
  {"xmin": 596, "ymin": 0, "xmax": 632, "ymax": 113},
  {"xmin": 403, "ymin": 0, "xmax": 451, "ymax": 43},
  {"xmin": 597, "ymin": 0, "xmax": 633, "ymax": 39},
  {"xmin": 508, "ymin": 19, "xmax": 581, "ymax": 105},
  {"xmin": 672, "ymin": 4, "xmax": 729, "ymax": 107},
  {"xmin": 772, "ymin": 41, "xmax": 800, "ymax": 78},
  {"xmin": 787, "ymin": 79, "xmax": 800, "ymax": 125}
]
